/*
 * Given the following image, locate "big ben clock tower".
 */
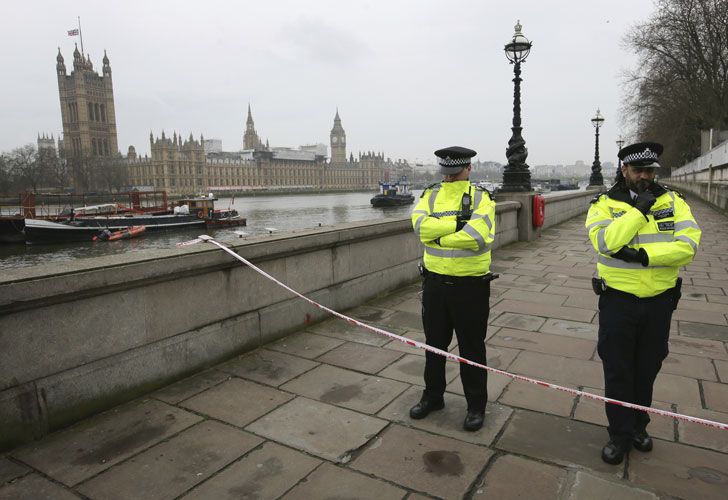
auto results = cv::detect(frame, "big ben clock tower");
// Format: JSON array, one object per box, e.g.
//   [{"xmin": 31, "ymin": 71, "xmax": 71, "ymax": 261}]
[{"xmin": 330, "ymin": 109, "xmax": 346, "ymax": 165}]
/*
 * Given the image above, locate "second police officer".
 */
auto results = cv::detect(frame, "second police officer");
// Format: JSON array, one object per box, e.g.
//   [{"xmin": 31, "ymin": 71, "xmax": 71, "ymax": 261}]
[
  {"xmin": 585, "ymin": 142, "xmax": 701, "ymax": 464},
  {"xmin": 410, "ymin": 146, "xmax": 497, "ymax": 432}
]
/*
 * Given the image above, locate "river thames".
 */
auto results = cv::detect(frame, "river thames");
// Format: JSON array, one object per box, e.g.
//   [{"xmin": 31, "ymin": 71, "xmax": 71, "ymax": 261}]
[{"xmin": 0, "ymin": 190, "xmax": 422, "ymax": 271}]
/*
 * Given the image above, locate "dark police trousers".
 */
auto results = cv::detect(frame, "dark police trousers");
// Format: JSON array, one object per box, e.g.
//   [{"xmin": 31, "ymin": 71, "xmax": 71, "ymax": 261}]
[
  {"xmin": 597, "ymin": 288, "xmax": 674, "ymax": 442},
  {"xmin": 421, "ymin": 273, "xmax": 490, "ymax": 412}
]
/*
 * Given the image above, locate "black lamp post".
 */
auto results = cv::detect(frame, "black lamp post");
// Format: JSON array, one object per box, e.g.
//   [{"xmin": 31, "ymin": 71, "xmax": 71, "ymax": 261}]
[
  {"xmin": 615, "ymin": 136, "xmax": 625, "ymax": 180},
  {"xmin": 588, "ymin": 109, "xmax": 604, "ymax": 186},
  {"xmin": 500, "ymin": 20, "xmax": 533, "ymax": 192}
]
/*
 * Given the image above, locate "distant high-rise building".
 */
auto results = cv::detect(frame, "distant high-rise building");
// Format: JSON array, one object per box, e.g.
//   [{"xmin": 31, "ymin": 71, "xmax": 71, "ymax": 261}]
[
  {"xmin": 330, "ymin": 109, "xmax": 346, "ymax": 164},
  {"xmin": 56, "ymin": 45, "xmax": 118, "ymax": 159}
]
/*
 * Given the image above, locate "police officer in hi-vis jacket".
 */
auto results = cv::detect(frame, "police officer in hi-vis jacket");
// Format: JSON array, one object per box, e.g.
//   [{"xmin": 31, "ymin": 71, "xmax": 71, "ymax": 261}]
[
  {"xmin": 585, "ymin": 141, "xmax": 701, "ymax": 464},
  {"xmin": 410, "ymin": 146, "xmax": 496, "ymax": 432}
]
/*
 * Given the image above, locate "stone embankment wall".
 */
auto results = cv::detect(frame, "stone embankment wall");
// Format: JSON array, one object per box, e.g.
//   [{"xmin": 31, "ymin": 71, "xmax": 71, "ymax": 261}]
[
  {"xmin": 663, "ymin": 179, "xmax": 728, "ymax": 213},
  {"xmin": 543, "ymin": 190, "xmax": 601, "ymax": 228},
  {"xmin": 666, "ymin": 141, "xmax": 728, "ymax": 211},
  {"xmin": 0, "ymin": 192, "xmax": 592, "ymax": 450}
]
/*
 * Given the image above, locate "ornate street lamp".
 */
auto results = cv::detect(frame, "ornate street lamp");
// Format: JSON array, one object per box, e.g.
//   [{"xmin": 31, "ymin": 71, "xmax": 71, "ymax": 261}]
[
  {"xmin": 500, "ymin": 20, "xmax": 533, "ymax": 192},
  {"xmin": 588, "ymin": 109, "xmax": 605, "ymax": 186},
  {"xmin": 615, "ymin": 135, "xmax": 625, "ymax": 180}
]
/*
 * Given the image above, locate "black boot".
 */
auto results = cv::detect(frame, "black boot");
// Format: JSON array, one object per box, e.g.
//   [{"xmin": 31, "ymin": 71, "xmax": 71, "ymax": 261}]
[
  {"xmin": 601, "ymin": 438, "xmax": 631, "ymax": 465},
  {"xmin": 409, "ymin": 398, "xmax": 445, "ymax": 419},
  {"xmin": 463, "ymin": 410, "xmax": 485, "ymax": 432},
  {"xmin": 632, "ymin": 430, "xmax": 653, "ymax": 452}
]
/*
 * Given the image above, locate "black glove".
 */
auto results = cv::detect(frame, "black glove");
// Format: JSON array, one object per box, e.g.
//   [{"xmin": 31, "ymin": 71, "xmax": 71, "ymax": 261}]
[
  {"xmin": 634, "ymin": 189, "xmax": 656, "ymax": 215},
  {"xmin": 613, "ymin": 247, "xmax": 649, "ymax": 266},
  {"xmin": 455, "ymin": 219, "xmax": 467, "ymax": 231}
]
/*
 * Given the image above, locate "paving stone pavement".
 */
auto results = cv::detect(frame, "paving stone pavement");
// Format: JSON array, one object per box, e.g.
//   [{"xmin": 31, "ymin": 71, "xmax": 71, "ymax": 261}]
[{"xmin": 2, "ymin": 197, "xmax": 728, "ymax": 499}]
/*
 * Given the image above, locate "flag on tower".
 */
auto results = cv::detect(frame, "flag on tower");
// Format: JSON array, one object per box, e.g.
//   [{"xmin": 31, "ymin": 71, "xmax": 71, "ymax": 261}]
[{"xmin": 67, "ymin": 29, "xmax": 79, "ymax": 36}]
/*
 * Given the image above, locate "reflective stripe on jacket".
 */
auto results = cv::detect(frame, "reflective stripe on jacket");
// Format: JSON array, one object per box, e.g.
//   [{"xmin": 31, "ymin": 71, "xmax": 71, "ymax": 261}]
[
  {"xmin": 411, "ymin": 180, "xmax": 495, "ymax": 276},
  {"xmin": 585, "ymin": 187, "xmax": 701, "ymax": 298}
]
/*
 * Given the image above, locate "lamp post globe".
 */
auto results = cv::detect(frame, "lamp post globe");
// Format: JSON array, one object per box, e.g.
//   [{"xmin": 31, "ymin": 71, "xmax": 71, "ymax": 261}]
[
  {"xmin": 501, "ymin": 20, "xmax": 533, "ymax": 193},
  {"xmin": 588, "ymin": 109, "xmax": 605, "ymax": 187}
]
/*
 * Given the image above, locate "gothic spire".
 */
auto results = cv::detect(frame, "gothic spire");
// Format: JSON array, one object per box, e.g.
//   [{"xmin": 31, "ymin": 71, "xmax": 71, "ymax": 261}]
[
  {"xmin": 102, "ymin": 50, "xmax": 111, "ymax": 75},
  {"xmin": 56, "ymin": 47, "xmax": 66, "ymax": 74},
  {"xmin": 331, "ymin": 108, "xmax": 345, "ymax": 133},
  {"xmin": 246, "ymin": 103, "xmax": 254, "ymax": 128},
  {"xmin": 73, "ymin": 43, "xmax": 83, "ymax": 70}
]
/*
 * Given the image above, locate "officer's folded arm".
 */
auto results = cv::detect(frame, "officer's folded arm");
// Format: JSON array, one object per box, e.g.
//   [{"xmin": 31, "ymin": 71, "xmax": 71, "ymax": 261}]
[
  {"xmin": 414, "ymin": 216, "xmax": 458, "ymax": 244},
  {"xmin": 644, "ymin": 203, "xmax": 701, "ymax": 267},
  {"xmin": 612, "ymin": 246, "xmax": 649, "ymax": 266},
  {"xmin": 438, "ymin": 221, "xmax": 492, "ymax": 251},
  {"xmin": 641, "ymin": 239, "xmax": 698, "ymax": 267},
  {"xmin": 603, "ymin": 209, "xmax": 649, "ymax": 243},
  {"xmin": 587, "ymin": 206, "xmax": 648, "ymax": 255}
]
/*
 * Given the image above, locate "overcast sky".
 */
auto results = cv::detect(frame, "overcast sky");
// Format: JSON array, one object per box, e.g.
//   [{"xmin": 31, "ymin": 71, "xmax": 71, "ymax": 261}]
[{"xmin": 2, "ymin": 0, "xmax": 658, "ymax": 166}]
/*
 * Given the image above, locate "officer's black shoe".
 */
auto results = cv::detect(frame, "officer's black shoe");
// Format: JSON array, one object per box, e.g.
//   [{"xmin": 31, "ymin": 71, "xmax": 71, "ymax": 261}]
[
  {"xmin": 601, "ymin": 439, "xmax": 630, "ymax": 465},
  {"xmin": 409, "ymin": 399, "xmax": 445, "ymax": 420},
  {"xmin": 463, "ymin": 410, "xmax": 485, "ymax": 432},
  {"xmin": 633, "ymin": 431, "xmax": 653, "ymax": 452}
]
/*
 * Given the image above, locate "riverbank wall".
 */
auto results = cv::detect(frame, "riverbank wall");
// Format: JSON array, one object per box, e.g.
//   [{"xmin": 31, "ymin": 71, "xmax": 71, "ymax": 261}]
[{"xmin": 0, "ymin": 189, "xmax": 597, "ymax": 450}]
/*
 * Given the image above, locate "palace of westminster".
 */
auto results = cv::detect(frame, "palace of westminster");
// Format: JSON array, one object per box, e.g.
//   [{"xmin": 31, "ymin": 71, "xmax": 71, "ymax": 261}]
[{"xmin": 51, "ymin": 46, "xmax": 412, "ymax": 194}]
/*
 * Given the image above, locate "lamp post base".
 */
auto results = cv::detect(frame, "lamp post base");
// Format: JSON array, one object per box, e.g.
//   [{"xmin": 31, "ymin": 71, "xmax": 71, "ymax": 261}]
[
  {"xmin": 495, "ymin": 191, "xmax": 541, "ymax": 241},
  {"xmin": 589, "ymin": 163, "xmax": 603, "ymax": 187}
]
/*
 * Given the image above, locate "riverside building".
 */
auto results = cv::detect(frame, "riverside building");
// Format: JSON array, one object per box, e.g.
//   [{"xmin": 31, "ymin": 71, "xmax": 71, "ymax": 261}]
[{"xmin": 54, "ymin": 48, "xmax": 411, "ymax": 194}]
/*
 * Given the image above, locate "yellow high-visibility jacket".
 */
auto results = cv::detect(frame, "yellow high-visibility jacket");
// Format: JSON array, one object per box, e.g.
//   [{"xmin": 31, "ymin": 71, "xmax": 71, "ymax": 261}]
[
  {"xmin": 585, "ymin": 182, "xmax": 701, "ymax": 298},
  {"xmin": 411, "ymin": 180, "xmax": 496, "ymax": 276}
]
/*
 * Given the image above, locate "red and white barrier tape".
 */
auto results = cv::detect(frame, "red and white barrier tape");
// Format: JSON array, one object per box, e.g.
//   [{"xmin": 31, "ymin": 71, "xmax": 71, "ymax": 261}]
[{"xmin": 179, "ymin": 235, "xmax": 728, "ymax": 431}]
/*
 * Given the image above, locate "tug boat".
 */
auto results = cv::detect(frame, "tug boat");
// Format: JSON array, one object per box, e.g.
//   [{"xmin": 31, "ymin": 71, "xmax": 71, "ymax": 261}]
[
  {"xmin": 370, "ymin": 180, "xmax": 415, "ymax": 207},
  {"xmin": 176, "ymin": 194, "xmax": 247, "ymax": 228}
]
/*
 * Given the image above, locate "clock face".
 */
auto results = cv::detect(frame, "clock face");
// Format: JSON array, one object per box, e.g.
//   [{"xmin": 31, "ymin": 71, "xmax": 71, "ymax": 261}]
[{"xmin": 332, "ymin": 136, "xmax": 338, "ymax": 143}]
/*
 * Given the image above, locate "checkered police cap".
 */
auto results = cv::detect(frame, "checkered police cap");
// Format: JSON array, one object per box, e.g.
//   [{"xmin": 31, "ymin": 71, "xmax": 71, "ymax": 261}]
[
  {"xmin": 434, "ymin": 146, "xmax": 477, "ymax": 175},
  {"xmin": 618, "ymin": 141, "xmax": 664, "ymax": 167}
]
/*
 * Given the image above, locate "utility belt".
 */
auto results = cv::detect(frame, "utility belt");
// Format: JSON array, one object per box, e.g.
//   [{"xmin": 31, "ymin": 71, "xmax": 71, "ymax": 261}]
[
  {"xmin": 591, "ymin": 277, "xmax": 682, "ymax": 310},
  {"xmin": 419, "ymin": 263, "xmax": 498, "ymax": 285}
]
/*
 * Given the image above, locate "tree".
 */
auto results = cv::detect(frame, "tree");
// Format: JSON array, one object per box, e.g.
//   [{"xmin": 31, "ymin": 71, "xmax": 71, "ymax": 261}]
[
  {"xmin": 38, "ymin": 147, "xmax": 68, "ymax": 190},
  {"xmin": 67, "ymin": 153, "xmax": 94, "ymax": 193},
  {"xmin": 8, "ymin": 144, "xmax": 44, "ymax": 193},
  {"xmin": 622, "ymin": 0, "xmax": 728, "ymax": 168},
  {"xmin": 95, "ymin": 155, "xmax": 129, "ymax": 193},
  {"xmin": 0, "ymin": 154, "xmax": 11, "ymax": 195}
]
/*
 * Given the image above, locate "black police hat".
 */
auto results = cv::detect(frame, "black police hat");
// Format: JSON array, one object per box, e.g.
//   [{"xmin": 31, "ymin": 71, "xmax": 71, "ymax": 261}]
[
  {"xmin": 434, "ymin": 146, "xmax": 477, "ymax": 175},
  {"xmin": 618, "ymin": 141, "xmax": 664, "ymax": 167}
]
